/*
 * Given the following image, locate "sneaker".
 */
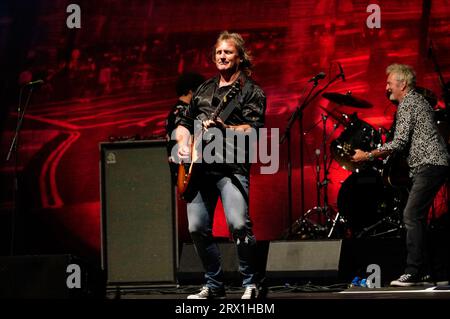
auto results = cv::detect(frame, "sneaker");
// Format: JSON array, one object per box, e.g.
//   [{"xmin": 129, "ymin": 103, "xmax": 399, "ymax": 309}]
[
  {"xmin": 241, "ymin": 284, "xmax": 257, "ymax": 299},
  {"xmin": 390, "ymin": 273, "xmax": 430, "ymax": 287},
  {"xmin": 187, "ymin": 286, "xmax": 226, "ymax": 299}
]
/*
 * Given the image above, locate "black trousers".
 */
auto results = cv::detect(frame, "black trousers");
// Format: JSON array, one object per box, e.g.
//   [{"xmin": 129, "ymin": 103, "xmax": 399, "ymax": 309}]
[{"xmin": 404, "ymin": 165, "xmax": 448, "ymax": 275}]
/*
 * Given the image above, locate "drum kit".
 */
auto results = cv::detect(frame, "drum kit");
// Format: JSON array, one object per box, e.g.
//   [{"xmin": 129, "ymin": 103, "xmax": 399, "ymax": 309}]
[{"xmin": 284, "ymin": 89, "xmax": 448, "ymax": 240}]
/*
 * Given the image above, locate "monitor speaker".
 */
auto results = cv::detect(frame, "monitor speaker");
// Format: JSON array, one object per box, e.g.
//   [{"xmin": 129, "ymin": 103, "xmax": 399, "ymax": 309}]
[
  {"xmin": 266, "ymin": 240, "xmax": 342, "ymax": 280},
  {"xmin": 100, "ymin": 140, "xmax": 177, "ymax": 288}
]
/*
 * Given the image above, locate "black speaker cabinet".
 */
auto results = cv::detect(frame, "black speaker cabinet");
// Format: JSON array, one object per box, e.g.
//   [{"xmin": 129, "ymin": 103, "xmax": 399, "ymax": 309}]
[
  {"xmin": 0, "ymin": 255, "xmax": 86, "ymax": 298},
  {"xmin": 266, "ymin": 240, "xmax": 342, "ymax": 281},
  {"xmin": 100, "ymin": 140, "xmax": 177, "ymax": 289}
]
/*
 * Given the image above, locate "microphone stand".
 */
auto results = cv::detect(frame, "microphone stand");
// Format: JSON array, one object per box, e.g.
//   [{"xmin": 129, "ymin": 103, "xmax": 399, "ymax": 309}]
[
  {"xmin": 280, "ymin": 80, "xmax": 318, "ymax": 238},
  {"xmin": 280, "ymin": 72, "xmax": 344, "ymax": 237},
  {"xmin": 6, "ymin": 85, "xmax": 35, "ymax": 255}
]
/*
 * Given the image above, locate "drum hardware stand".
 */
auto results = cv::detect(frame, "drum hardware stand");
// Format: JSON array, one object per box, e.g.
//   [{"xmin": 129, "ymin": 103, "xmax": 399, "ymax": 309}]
[
  {"xmin": 356, "ymin": 214, "xmax": 403, "ymax": 239},
  {"xmin": 318, "ymin": 114, "xmax": 333, "ymax": 228},
  {"xmin": 302, "ymin": 113, "xmax": 345, "ymax": 239},
  {"xmin": 356, "ymin": 195, "xmax": 405, "ymax": 239},
  {"xmin": 280, "ymin": 66, "xmax": 345, "ymax": 238}
]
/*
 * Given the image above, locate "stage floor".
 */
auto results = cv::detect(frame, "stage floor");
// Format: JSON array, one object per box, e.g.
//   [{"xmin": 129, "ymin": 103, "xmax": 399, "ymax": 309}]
[{"xmin": 108, "ymin": 284, "xmax": 450, "ymax": 300}]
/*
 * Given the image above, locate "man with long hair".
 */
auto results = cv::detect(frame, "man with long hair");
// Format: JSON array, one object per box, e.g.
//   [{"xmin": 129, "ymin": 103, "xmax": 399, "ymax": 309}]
[{"xmin": 175, "ymin": 31, "xmax": 266, "ymax": 299}]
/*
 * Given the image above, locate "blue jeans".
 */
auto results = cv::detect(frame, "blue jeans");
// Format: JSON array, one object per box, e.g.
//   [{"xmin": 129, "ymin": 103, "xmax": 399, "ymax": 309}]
[
  {"xmin": 404, "ymin": 165, "xmax": 448, "ymax": 275},
  {"xmin": 187, "ymin": 173, "xmax": 258, "ymax": 290}
]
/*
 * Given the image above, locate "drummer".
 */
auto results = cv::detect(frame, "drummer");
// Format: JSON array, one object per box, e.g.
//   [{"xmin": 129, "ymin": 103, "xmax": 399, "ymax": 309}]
[{"xmin": 352, "ymin": 63, "xmax": 449, "ymax": 287}]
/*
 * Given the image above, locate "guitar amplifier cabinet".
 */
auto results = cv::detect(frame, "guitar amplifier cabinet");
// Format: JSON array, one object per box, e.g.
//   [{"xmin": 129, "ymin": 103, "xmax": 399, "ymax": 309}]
[{"xmin": 100, "ymin": 140, "xmax": 177, "ymax": 289}]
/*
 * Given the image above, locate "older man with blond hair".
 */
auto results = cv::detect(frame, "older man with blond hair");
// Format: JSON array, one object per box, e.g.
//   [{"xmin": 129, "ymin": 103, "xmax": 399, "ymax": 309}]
[{"xmin": 353, "ymin": 63, "xmax": 449, "ymax": 286}]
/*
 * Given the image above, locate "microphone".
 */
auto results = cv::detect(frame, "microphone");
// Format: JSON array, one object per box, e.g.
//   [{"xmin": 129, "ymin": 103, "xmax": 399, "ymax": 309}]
[
  {"xmin": 337, "ymin": 62, "xmax": 345, "ymax": 82},
  {"xmin": 308, "ymin": 72, "xmax": 326, "ymax": 83},
  {"xmin": 25, "ymin": 79, "xmax": 44, "ymax": 86}
]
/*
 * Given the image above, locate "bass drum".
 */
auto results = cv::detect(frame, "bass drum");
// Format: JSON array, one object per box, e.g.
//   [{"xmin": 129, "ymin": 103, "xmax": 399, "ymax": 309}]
[
  {"xmin": 331, "ymin": 114, "xmax": 382, "ymax": 172},
  {"xmin": 337, "ymin": 169, "xmax": 405, "ymax": 238}
]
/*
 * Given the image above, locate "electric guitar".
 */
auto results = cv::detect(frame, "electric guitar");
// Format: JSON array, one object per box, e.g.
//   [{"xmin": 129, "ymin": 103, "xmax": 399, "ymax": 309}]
[
  {"xmin": 382, "ymin": 152, "xmax": 411, "ymax": 188},
  {"xmin": 177, "ymin": 79, "xmax": 242, "ymax": 201}
]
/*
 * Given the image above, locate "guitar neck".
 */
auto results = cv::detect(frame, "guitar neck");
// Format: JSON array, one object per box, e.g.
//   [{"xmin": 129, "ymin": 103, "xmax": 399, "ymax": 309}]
[
  {"xmin": 209, "ymin": 79, "xmax": 242, "ymax": 121},
  {"xmin": 210, "ymin": 100, "xmax": 225, "ymax": 121}
]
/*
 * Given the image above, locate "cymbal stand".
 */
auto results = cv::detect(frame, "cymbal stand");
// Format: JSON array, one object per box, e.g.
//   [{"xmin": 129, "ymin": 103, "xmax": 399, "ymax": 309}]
[
  {"xmin": 321, "ymin": 114, "xmax": 330, "ymax": 216},
  {"xmin": 325, "ymin": 120, "xmax": 346, "ymax": 238},
  {"xmin": 314, "ymin": 147, "xmax": 321, "ymax": 220},
  {"xmin": 312, "ymin": 114, "xmax": 331, "ymax": 226},
  {"xmin": 303, "ymin": 113, "xmax": 344, "ymax": 238},
  {"xmin": 321, "ymin": 114, "xmax": 341, "ymax": 238}
]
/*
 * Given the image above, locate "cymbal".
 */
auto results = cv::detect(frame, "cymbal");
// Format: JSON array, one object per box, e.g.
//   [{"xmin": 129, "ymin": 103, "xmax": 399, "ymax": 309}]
[
  {"xmin": 416, "ymin": 86, "xmax": 437, "ymax": 107},
  {"xmin": 319, "ymin": 105, "xmax": 349, "ymax": 127},
  {"xmin": 322, "ymin": 91, "xmax": 373, "ymax": 108}
]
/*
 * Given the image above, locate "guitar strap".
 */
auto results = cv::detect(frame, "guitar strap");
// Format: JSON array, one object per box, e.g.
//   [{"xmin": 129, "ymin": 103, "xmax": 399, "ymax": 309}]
[
  {"xmin": 220, "ymin": 77, "xmax": 251, "ymax": 204},
  {"xmin": 217, "ymin": 77, "xmax": 249, "ymax": 122}
]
